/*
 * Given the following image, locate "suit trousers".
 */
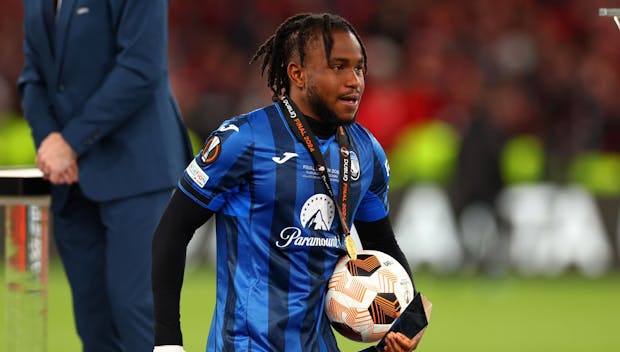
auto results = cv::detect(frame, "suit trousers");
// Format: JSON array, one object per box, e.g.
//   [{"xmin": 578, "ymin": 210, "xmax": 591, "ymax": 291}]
[{"xmin": 53, "ymin": 185, "xmax": 173, "ymax": 352}]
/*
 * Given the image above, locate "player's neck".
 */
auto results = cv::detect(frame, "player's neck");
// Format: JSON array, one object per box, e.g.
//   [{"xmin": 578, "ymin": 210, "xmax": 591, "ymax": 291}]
[
  {"xmin": 306, "ymin": 114, "xmax": 337, "ymax": 139},
  {"xmin": 287, "ymin": 93, "xmax": 337, "ymax": 139}
]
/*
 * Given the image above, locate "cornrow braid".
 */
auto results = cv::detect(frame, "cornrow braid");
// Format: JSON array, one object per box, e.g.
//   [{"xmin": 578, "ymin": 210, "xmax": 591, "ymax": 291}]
[{"xmin": 250, "ymin": 13, "xmax": 367, "ymax": 101}]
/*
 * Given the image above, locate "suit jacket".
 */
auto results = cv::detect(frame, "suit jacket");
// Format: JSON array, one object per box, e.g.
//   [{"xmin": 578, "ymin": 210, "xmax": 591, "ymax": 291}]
[{"xmin": 18, "ymin": 0, "xmax": 193, "ymax": 209}]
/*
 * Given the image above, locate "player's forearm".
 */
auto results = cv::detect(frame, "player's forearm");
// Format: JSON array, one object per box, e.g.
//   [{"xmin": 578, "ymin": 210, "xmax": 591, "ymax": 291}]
[
  {"xmin": 355, "ymin": 217, "xmax": 414, "ymax": 282},
  {"xmin": 152, "ymin": 218, "xmax": 187, "ymax": 344},
  {"xmin": 152, "ymin": 187, "xmax": 213, "ymax": 345}
]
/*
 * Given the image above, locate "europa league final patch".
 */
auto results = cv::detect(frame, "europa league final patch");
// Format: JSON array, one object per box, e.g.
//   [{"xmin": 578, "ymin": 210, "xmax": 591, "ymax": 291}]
[{"xmin": 200, "ymin": 136, "xmax": 221, "ymax": 164}]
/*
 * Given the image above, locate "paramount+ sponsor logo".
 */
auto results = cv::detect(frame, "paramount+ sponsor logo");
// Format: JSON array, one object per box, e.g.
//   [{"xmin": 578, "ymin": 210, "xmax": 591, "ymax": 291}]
[
  {"xmin": 276, "ymin": 227, "xmax": 340, "ymax": 249},
  {"xmin": 275, "ymin": 194, "xmax": 340, "ymax": 249}
]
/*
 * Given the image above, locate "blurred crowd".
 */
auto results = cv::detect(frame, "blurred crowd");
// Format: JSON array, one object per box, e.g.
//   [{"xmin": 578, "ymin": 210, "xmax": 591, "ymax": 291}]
[
  {"xmin": 162, "ymin": 0, "xmax": 620, "ymax": 191},
  {"xmin": 1, "ymin": 0, "xmax": 619, "ymax": 181},
  {"xmin": 1, "ymin": 0, "xmax": 620, "ymax": 271}
]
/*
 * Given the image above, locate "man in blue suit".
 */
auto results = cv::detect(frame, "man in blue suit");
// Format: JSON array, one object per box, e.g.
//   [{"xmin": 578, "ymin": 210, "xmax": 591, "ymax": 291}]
[{"xmin": 18, "ymin": 0, "xmax": 192, "ymax": 351}]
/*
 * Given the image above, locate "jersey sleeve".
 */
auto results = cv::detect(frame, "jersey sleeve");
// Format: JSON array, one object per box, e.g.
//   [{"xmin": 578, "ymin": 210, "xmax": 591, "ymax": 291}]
[
  {"xmin": 178, "ymin": 117, "xmax": 253, "ymax": 212},
  {"xmin": 354, "ymin": 133, "xmax": 391, "ymax": 222}
]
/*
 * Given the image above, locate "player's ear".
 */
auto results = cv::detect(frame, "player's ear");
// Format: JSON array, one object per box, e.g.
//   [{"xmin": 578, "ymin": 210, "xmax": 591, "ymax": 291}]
[{"xmin": 287, "ymin": 61, "xmax": 305, "ymax": 89}]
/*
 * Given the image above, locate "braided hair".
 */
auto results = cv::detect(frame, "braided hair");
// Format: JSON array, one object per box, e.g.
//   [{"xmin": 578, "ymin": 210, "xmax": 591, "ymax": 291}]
[{"xmin": 250, "ymin": 13, "xmax": 368, "ymax": 101}]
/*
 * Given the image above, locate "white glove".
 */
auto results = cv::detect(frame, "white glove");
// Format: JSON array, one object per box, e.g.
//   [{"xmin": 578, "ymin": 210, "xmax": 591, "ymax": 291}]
[{"xmin": 153, "ymin": 346, "xmax": 186, "ymax": 352}]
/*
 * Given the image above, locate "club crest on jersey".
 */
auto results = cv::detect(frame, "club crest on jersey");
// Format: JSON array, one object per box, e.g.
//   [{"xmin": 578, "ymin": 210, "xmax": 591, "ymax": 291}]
[
  {"xmin": 350, "ymin": 151, "xmax": 360, "ymax": 181},
  {"xmin": 200, "ymin": 136, "xmax": 221, "ymax": 164},
  {"xmin": 340, "ymin": 147, "xmax": 360, "ymax": 181}
]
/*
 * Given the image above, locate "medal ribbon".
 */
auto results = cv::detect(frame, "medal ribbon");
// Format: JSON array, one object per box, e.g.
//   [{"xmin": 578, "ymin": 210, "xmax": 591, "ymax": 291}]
[{"xmin": 277, "ymin": 96, "xmax": 357, "ymax": 260}]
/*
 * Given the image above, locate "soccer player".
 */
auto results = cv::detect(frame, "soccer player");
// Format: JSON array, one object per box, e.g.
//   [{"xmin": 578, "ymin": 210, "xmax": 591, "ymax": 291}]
[{"xmin": 152, "ymin": 13, "xmax": 425, "ymax": 352}]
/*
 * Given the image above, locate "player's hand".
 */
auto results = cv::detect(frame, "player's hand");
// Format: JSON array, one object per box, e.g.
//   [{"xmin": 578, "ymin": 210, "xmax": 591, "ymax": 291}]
[
  {"xmin": 383, "ymin": 294, "xmax": 433, "ymax": 352},
  {"xmin": 153, "ymin": 345, "xmax": 186, "ymax": 352},
  {"xmin": 382, "ymin": 329, "xmax": 425, "ymax": 352},
  {"xmin": 37, "ymin": 132, "xmax": 78, "ymax": 185}
]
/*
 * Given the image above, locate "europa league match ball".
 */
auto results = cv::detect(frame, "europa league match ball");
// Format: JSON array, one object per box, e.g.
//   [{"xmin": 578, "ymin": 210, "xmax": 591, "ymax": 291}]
[{"xmin": 324, "ymin": 250, "xmax": 414, "ymax": 342}]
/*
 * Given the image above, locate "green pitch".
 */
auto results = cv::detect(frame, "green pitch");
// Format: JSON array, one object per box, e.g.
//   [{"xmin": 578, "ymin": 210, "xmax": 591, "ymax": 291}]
[{"xmin": 1, "ymin": 262, "xmax": 619, "ymax": 351}]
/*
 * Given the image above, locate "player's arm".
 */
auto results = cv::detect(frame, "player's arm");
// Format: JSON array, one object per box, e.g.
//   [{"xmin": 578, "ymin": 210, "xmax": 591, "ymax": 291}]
[
  {"xmin": 152, "ymin": 188, "xmax": 213, "ymax": 347},
  {"xmin": 355, "ymin": 217, "xmax": 413, "ymax": 281},
  {"xmin": 355, "ymin": 131, "xmax": 413, "ymax": 282},
  {"xmin": 356, "ymin": 218, "xmax": 430, "ymax": 352}
]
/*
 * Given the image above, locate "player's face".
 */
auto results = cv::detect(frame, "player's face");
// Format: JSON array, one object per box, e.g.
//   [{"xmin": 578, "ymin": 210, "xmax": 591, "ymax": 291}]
[{"xmin": 303, "ymin": 30, "xmax": 365, "ymax": 124}]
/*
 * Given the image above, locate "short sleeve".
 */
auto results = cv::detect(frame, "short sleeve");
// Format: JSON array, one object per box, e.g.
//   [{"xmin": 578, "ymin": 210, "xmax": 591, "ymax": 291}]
[
  {"xmin": 354, "ymin": 134, "xmax": 390, "ymax": 222},
  {"xmin": 178, "ymin": 117, "xmax": 253, "ymax": 212}
]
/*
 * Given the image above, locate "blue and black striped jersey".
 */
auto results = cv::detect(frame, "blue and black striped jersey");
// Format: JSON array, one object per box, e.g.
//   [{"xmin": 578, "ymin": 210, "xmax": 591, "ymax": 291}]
[{"xmin": 179, "ymin": 102, "xmax": 391, "ymax": 352}]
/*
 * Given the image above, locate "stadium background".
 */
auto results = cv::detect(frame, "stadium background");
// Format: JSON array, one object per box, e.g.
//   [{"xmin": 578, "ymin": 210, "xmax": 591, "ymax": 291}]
[{"xmin": 1, "ymin": 0, "xmax": 620, "ymax": 351}]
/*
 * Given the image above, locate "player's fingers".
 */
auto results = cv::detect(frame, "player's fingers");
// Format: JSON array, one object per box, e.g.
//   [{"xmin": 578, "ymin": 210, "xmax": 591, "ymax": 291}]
[
  {"xmin": 393, "ymin": 332, "xmax": 414, "ymax": 351},
  {"xmin": 384, "ymin": 332, "xmax": 400, "ymax": 352},
  {"xmin": 386, "ymin": 330, "xmax": 424, "ymax": 352},
  {"xmin": 406, "ymin": 329, "xmax": 426, "ymax": 351}
]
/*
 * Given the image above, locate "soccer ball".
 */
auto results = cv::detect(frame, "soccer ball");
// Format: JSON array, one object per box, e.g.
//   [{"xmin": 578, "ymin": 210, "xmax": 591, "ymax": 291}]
[{"xmin": 324, "ymin": 250, "xmax": 414, "ymax": 342}]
